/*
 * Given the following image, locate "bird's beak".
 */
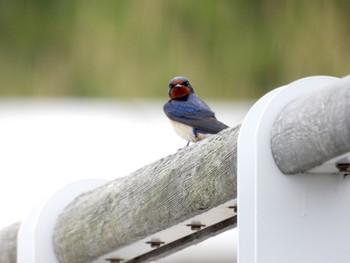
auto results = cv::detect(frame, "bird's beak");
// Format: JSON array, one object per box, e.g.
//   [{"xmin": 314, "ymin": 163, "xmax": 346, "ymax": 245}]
[{"xmin": 174, "ymin": 84, "xmax": 183, "ymax": 88}]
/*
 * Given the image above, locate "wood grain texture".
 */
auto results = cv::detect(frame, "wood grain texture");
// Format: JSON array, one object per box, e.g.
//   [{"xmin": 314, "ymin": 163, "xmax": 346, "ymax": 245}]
[
  {"xmin": 0, "ymin": 222, "xmax": 19, "ymax": 263},
  {"xmin": 271, "ymin": 75, "xmax": 350, "ymax": 174},
  {"xmin": 53, "ymin": 125, "xmax": 239, "ymax": 263}
]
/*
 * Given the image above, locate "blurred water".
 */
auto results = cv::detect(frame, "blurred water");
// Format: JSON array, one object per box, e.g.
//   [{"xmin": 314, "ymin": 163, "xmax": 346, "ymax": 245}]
[{"xmin": 0, "ymin": 99, "xmax": 252, "ymax": 263}]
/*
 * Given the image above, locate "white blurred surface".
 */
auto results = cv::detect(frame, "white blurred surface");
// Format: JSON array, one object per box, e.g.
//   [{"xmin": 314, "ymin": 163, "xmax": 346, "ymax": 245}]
[{"xmin": 0, "ymin": 99, "xmax": 251, "ymax": 263}]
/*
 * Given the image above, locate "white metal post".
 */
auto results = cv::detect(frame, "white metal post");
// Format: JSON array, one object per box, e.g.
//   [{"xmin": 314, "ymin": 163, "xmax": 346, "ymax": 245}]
[
  {"xmin": 17, "ymin": 179, "xmax": 107, "ymax": 263},
  {"xmin": 237, "ymin": 76, "xmax": 350, "ymax": 263}
]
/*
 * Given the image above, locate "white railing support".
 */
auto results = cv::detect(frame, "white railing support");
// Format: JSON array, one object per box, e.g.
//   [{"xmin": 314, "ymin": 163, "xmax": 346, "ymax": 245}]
[
  {"xmin": 238, "ymin": 76, "xmax": 350, "ymax": 263},
  {"xmin": 17, "ymin": 179, "xmax": 107, "ymax": 263}
]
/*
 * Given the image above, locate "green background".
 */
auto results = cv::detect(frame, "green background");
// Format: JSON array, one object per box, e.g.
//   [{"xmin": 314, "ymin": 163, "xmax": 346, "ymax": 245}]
[{"xmin": 0, "ymin": 0, "xmax": 349, "ymax": 99}]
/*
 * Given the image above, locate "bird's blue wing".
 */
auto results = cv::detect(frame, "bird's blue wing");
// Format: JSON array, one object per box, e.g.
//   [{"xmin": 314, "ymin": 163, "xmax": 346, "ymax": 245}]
[{"xmin": 164, "ymin": 95, "xmax": 228, "ymax": 134}]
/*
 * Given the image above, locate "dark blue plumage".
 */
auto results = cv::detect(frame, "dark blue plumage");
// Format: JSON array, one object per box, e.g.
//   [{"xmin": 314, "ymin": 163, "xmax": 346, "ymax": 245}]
[{"xmin": 163, "ymin": 76, "xmax": 228, "ymax": 144}]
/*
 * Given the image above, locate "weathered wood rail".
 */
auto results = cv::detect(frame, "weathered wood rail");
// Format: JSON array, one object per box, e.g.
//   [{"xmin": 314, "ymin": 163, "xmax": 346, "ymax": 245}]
[
  {"xmin": 1, "ymin": 75, "xmax": 350, "ymax": 263},
  {"xmin": 271, "ymin": 75, "xmax": 350, "ymax": 173}
]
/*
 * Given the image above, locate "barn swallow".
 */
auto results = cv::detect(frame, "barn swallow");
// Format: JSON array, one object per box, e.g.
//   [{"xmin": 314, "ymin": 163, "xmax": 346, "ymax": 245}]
[{"xmin": 163, "ymin": 76, "xmax": 228, "ymax": 146}]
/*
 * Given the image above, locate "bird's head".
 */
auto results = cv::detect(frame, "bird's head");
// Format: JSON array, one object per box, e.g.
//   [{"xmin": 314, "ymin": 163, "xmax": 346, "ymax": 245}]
[{"xmin": 168, "ymin": 76, "xmax": 194, "ymax": 100}]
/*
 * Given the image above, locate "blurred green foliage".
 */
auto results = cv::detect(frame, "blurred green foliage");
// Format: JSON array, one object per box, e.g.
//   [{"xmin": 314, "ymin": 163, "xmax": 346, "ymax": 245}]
[{"xmin": 0, "ymin": 0, "xmax": 349, "ymax": 98}]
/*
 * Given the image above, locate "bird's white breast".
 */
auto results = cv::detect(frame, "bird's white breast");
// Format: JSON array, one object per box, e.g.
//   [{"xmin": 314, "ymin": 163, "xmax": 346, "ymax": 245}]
[
  {"xmin": 170, "ymin": 120, "xmax": 197, "ymax": 142},
  {"xmin": 169, "ymin": 120, "xmax": 209, "ymax": 142}
]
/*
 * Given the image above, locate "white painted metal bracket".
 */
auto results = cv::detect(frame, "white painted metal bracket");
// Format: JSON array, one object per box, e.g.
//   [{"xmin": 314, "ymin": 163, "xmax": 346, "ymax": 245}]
[
  {"xmin": 238, "ymin": 75, "xmax": 350, "ymax": 263},
  {"xmin": 17, "ymin": 178, "xmax": 108, "ymax": 263},
  {"xmin": 92, "ymin": 199, "xmax": 237, "ymax": 263},
  {"xmin": 307, "ymin": 152, "xmax": 350, "ymax": 175}
]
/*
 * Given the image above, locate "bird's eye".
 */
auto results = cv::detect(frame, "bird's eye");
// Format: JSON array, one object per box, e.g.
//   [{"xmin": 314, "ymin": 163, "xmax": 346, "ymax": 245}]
[
  {"xmin": 183, "ymin": 81, "xmax": 189, "ymax": 86},
  {"xmin": 169, "ymin": 84, "xmax": 174, "ymax": 88}
]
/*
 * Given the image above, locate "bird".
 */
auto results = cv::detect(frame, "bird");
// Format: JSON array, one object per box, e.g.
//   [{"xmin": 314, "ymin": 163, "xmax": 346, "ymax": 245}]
[{"xmin": 163, "ymin": 76, "xmax": 228, "ymax": 146}]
